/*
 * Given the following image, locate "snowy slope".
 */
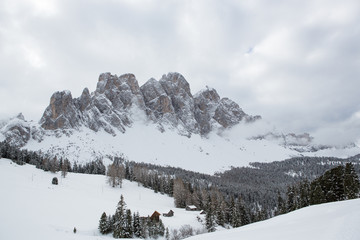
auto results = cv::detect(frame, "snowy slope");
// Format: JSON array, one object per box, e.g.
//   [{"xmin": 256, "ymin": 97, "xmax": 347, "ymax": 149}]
[
  {"xmin": 22, "ymin": 121, "xmax": 360, "ymax": 175},
  {"xmin": 0, "ymin": 158, "xmax": 205, "ymax": 240},
  {"xmin": 187, "ymin": 198, "xmax": 360, "ymax": 240},
  {"xmin": 23, "ymin": 122, "xmax": 300, "ymax": 175}
]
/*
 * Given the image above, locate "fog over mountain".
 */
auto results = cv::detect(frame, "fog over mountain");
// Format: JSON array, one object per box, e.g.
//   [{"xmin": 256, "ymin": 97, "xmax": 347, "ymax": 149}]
[{"xmin": 1, "ymin": 0, "xmax": 360, "ymax": 146}]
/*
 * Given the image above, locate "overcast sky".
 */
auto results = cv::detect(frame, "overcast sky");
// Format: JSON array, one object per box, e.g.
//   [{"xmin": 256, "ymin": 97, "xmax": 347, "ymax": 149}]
[{"xmin": 1, "ymin": 0, "xmax": 360, "ymax": 143}]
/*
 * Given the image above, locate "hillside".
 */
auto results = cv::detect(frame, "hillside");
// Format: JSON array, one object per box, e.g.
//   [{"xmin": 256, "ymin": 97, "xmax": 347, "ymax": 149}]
[
  {"xmin": 187, "ymin": 198, "xmax": 360, "ymax": 240},
  {"xmin": 0, "ymin": 158, "xmax": 204, "ymax": 240}
]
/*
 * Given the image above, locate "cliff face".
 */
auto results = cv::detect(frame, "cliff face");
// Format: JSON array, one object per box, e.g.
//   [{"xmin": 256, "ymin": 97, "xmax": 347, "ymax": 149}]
[
  {"xmin": 1, "ymin": 72, "xmax": 260, "ymax": 147},
  {"xmin": 40, "ymin": 72, "xmax": 260, "ymax": 137}
]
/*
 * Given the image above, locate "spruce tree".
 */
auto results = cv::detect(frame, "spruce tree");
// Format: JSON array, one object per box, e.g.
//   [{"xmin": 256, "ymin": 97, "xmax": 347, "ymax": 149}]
[
  {"xmin": 276, "ymin": 191, "xmax": 286, "ymax": 215},
  {"xmin": 157, "ymin": 219, "xmax": 165, "ymax": 237},
  {"xmin": 216, "ymin": 201, "xmax": 226, "ymax": 227},
  {"xmin": 124, "ymin": 209, "xmax": 133, "ymax": 238},
  {"xmin": 310, "ymin": 181, "xmax": 325, "ymax": 205},
  {"xmin": 299, "ymin": 180, "xmax": 310, "ymax": 208},
  {"xmin": 205, "ymin": 195, "xmax": 216, "ymax": 232},
  {"xmin": 286, "ymin": 186, "xmax": 296, "ymax": 212},
  {"xmin": 133, "ymin": 212, "xmax": 142, "ymax": 238},
  {"xmin": 238, "ymin": 200, "xmax": 250, "ymax": 226},
  {"xmin": 344, "ymin": 163, "xmax": 360, "ymax": 199},
  {"xmin": 99, "ymin": 212, "xmax": 110, "ymax": 234},
  {"xmin": 113, "ymin": 195, "xmax": 126, "ymax": 238}
]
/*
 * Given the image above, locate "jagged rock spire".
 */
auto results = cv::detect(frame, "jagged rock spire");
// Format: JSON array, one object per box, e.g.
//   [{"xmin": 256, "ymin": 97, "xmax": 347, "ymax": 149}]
[{"xmin": 39, "ymin": 72, "xmax": 260, "ymax": 136}]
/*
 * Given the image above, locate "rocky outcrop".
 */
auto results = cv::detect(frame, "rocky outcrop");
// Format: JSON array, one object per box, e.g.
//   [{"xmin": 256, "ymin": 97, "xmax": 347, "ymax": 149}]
[
  {"xmin": 194, "ymin": 87, "xmax": 221, "ymax": 135},
  {"xmin": 159, "ymin": 73, "xmax": 199, "ymax": 133},
  {"xmin": 140, "ymin": 78, "xmax": 177, "ymax": 127},
  {"xmin": 41, "ymin": 91, "xmax": 80, "ymax": 130},
  {"xmin": 36, "ymin": 72, "xmax": 260, "ymax": 137},
  {"xmin": 1, "ymin": 113, "xmax": 31, "ymax": 147}
]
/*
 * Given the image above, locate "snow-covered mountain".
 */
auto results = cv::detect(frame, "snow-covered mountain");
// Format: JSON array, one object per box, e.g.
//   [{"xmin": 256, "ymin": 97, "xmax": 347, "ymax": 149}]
[
  {"xmin": 39, "ymin": 72, "xmax": 260, "ymax": 137},
  {"xmin": 1, "ymin": 72, "xmax": 359, "ymax": 174}
]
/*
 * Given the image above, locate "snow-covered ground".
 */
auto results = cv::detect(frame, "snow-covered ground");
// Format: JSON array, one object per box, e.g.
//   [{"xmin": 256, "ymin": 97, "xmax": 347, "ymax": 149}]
[
  {"xmin": 187, "ymin": 198, "xmax": 360, "ymax": 240},
  {"xmin": 2, "ymin": 157, "xmax": 360, "ymax": 240},
  {"xmin": 0, "ymin": 158, "xmax": 205, "ymax": 240},
  {"xmin": 22, "ymin": 122, "xmax": 360, "ymax": 175}
]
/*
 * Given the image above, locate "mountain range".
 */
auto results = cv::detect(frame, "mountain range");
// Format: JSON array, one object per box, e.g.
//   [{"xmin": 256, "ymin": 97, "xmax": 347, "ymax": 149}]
[
  {"xmin": 2, "ymin": 72, "xmax": 260, "ymax": 145},
  {"xmin": 1, "ymin": 72, "xmax": 359, "ymax": 173}
]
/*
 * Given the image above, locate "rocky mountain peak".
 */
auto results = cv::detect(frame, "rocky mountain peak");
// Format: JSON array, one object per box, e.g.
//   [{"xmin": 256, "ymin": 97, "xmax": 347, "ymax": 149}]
[
  {"xmin": 16, "ymin": 113, "xmax": 25, "ymax": 121},
  {"xmin": 159, "ymin": 72, "xmax": 192, "ymax": 98},
  {"xmin": 40, "ymin": 90, "xmax": 80, "ymax": 130},
  {"xmin": 140, "ymin": 78, "xmax": 175, "ymax": 123},
  {"xmin": 194, "ymin": 86, "xmax": 220, "ymax": 103},
  {"xmin": 5, "ymin": 72, "xmax": 260, "ymax": 145},
  {"xmin": 78, "ymin": 88, "xmax": 91, "ymax": 112}
]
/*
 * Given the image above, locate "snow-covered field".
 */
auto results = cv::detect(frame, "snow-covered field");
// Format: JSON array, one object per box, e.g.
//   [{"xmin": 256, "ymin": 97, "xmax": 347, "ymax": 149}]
[
  {"xmin": 0, "ymin": 158, "xmax": 205, "ymax": 240},
  {"xmin": 187, "ymin": 198, "xmax": 360, "ymax": 240}
]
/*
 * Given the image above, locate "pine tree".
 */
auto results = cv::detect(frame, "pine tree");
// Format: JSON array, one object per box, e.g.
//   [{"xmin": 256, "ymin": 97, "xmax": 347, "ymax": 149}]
[
  {"xmin": 124, "ymin": 209, "xmax": 133, "ymax": 238},
  {"xmin": 330, "ymin": 166, "xmax": 345, "ymax": 201},
  {"xmin": 231, "ymin": 200, "xmax": 241, "ymax": 228},
  {"xmin": 147, "ymin": 220, "xmax": 156, "ymax": 238},
  {"xmin": 99, "ymin": 212, "xmax": 110, "ymax": 234},
  {"xmin": 226, "ymin": 196, "xmax": 235, "ymax": 225},
  {"xmin": 286, "ymin": 186, "xmax": 297, "ymax": 211},
  {"xmin": 205, "ymin": 195, "xmax": 216, "ymax": 232},
  {"xmin": 344, "ymin": 162, "xmax": 360, "ymax": 199},
  {"xmin": 216, "ymin": 201, "xmax": 226, "ymax": 227},
  {"xmin": 113, "ymin": 195, "xmax": 126, "ymax": 238},
  {"xmin": 276, "ymin": 191, "xmax": 286, "ymax": 215},
  {"xmin": 108, "ymin": 214, "xmax": 115, "ymax": 232},
  {"xmin": 238, "ymin": 200, "xmax": 250, "ymax": 226},
  {"xmin": 310, "ymin": 181, "xmax": 325, "ymax": 205},
  {"xmin": 133, "ymin": 212, "xmax": 141, "ymax": 238},
  {"xmin": 140, "ymin": 218, "xmax": 148, "ymax": 239},
  {"xmin": 158, "ymin": 219, "xmax": 165, "ymax": 237},
  {"xmin": 299, "ymin": 180, "xmax": 310, "ymax": 208}
]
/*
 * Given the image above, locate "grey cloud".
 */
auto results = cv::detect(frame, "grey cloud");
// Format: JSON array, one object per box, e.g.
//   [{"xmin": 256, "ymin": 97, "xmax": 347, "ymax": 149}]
[{"xmin": 1, "ymin": 0, "xmax": 360, "ymax": 145}]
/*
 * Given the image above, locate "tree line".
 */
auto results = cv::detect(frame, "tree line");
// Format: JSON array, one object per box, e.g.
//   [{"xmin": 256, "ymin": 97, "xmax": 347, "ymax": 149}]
[
  {"xmin": 0, "ymin": 141, "xmax": 106, "ymax": 175},
  {"xmin": 277, "ymin": 163, "xmax": 360, "ymax": 215}
]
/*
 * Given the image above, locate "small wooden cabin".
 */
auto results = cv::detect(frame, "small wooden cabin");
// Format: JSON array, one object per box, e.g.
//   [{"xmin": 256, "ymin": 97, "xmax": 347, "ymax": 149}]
[
  {"xmin": 150, "ymin": 211, "xmax": 161, "ymax": 222},
  {"xmin": 163, "ymin": 210, "xmax": 174, "ymax": 217},
  {"xmin": 185, "ymin": 205, "xmax": 198, "ymax": 211}
]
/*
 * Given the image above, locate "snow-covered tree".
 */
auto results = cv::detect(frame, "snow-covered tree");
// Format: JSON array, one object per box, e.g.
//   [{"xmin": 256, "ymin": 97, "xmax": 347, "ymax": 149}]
[
  {"xmin": 98, "ymin": 212, "xmax": 111, "ymax": 234},
  {"xmin": 205, "ymin": 195, "xmax": 216, "ymax": 232},
  {"xmin": 124, "ymin": 209, "xmax": 133, "ymax": 238},
  {"xmin": 344, "ymin": 162, "xmax": 360, "ymax": 199},
  {"xmin": 113, "ymin": 195, "xmax": 126, "ymax": 238},
  {"xmin": 132, "ymin": 212, "xmax": 141, "ymax": 238}
]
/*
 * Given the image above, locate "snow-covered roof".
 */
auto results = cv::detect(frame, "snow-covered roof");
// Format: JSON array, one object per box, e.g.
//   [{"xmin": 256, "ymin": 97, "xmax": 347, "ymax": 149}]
[{"xmin": 186, "ymin": 205, "xmax": 197, "ymax": 209}]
